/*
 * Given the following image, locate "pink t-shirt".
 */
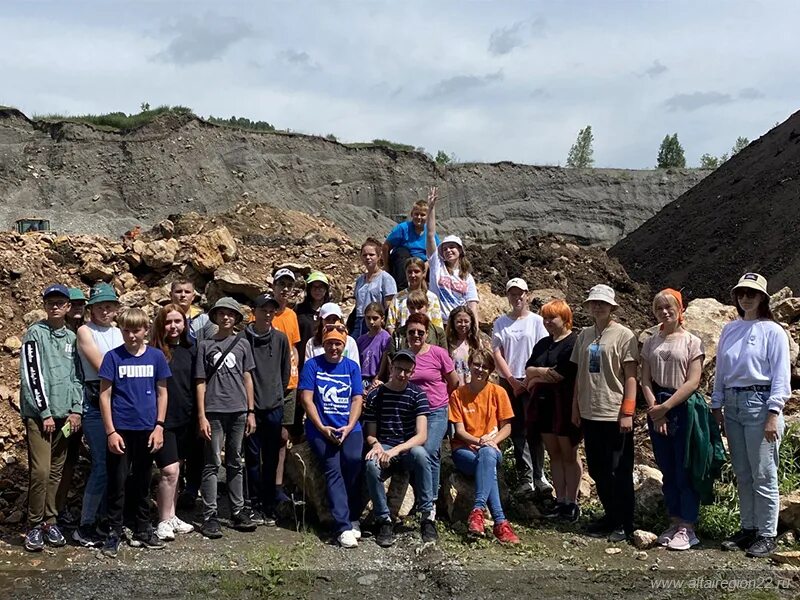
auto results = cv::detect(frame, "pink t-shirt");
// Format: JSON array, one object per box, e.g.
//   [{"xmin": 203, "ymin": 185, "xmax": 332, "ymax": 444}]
[
  {"xmin": 641, "ymin": 330, "xmax": 704, "ymax": 390},
  {"xmin": 410, "ymin": 345, "xmax": 455, "ymax": 410}
]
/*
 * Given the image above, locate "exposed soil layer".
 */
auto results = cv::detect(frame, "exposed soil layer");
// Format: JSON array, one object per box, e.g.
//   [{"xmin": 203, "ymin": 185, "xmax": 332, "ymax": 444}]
[
  {"xmin": 610, "ymin": 109, "xmax": 800, "ymax": 301},
  {"xmin": 0, "ymin": 107, "xmax": 706, "ymax": 245}
]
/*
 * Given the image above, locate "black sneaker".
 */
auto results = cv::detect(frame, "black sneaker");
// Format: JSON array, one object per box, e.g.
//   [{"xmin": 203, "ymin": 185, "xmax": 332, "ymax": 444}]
[
  {"xmin": 135, "ymin": 530, "xmax": 166, "ymax": 550},
  {"xmin": 24, "ymin": 525, "xmax": 44, "ymax": 552},
  {"xmin": 559, "ymin": 503, "xmax": 581, "ymax": 524},
  {"xmin": 248, "ymin": 507, "xmax": 276, "ymax": 527},
  {"xmin": 102, "ymin": 532, "xmax": 121, "ymax": 558},
  {"xmin": 542, "ymin": 502, "xmax": 565, "ymax": 519},
  {"xmin": 96, "ymin": 520, "xmax": 111, "ymax": 538},
  {"xmin": 745, "ymin": 535, "xmax": 776, "ymax": 558},
  {"xmin": 201, "ymin": 516, "xmax": 223, "ymax": 539},
  {"xmin": 585, "ymin": 516, "xmax": 614, "ymax": 538},
  {"xmin": 721, "ymin": 528, "xmax": 758, "ymax": 551},
  {"xmin": 57, "ymin": 509, "xmax": 78, "ymax": 529},
  {"xmin": 421, "ymin": 519, "xmax": 438, "ymax": 543},
  {"xmin": 232, "ymin": 510, "xmax": 257, "ymax": 532},
  {"xmin": 607, "ymin": 528, "xmax": 631, "ymax": 543},
  {"xmin": 376, "ymin": 520, "xmax": 395, "ymax": 548},
  {"xmin": 73, "ymin": 524, "xmax": 104, "ymax": 547},
  {"xmin": 41, "ymin": 523, "xmax": 67, "ymax": 547}
]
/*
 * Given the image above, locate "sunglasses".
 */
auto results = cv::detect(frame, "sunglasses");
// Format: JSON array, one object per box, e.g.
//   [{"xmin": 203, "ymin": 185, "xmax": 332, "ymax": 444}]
[
  {"xmin": 407, "ymin": 329, "xmax": 426, "ymax": 337},
  {"xmin": 323, "ymin": 324, "xmax": 348, "ymax": 333},
  {"xmin": 471, "ymin": 363, "xmax": 490, "ymax": 371},
  {"xmin": 45, "ymin": 299, "xmax": 69, "ymax": 308},
  {"xmin": 736, "ymin": 289, "xmax": 761, "ymax": 299}
]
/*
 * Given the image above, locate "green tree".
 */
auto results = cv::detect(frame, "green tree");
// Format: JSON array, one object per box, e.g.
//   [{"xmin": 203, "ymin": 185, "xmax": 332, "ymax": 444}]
[
  {"xmin": 731, "ymin": 136, "xmax": 749, "ymax": 155},
  {"xmin": 657, "ymin": 133, "xmax": 686, "ymax": 168},
  {"xmin": 140, "ymin": 102, "xmax": 150, "ymax": 112},
  {"xmin": 566, "ymin": 125, "xmax": 594, "ymax": 168},
  {"xmin": 435, "ymin": 150, "xmax": 451, "ymax": 165},
  {"xmin": 699, "ymin": 153, "xmax": 720, "ymax": 169}
]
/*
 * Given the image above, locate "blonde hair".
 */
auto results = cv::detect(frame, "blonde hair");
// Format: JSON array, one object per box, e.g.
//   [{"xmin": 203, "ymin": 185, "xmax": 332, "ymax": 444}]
[
  {"xmin": 117, "ymin": 307, "xmax": 149, "ymax": 330},
  {"xmin": 406, "ymin": 289, "xmax": 429, "ymax": 309}
]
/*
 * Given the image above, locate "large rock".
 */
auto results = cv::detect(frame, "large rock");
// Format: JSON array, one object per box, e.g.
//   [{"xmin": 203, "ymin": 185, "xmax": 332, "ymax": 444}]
[
  {"xmin": 779, "ymin": 490, "xmax": 800, "ymax": 531},
  {"xmin": 476, "ymin": 282, "xmax": 508, "ymax": 328},
  {"xmin": 209, "ymin": 266, "xmax": 263, "ymax": 300},
  {"xmin": 284, "ymin": 441, "xmax": 334, "ymax": 527},
  {"xmin": 632, "ymin": 529, "xmax": 658, "ymax": 549},
  {"xmin": 133, "ymin": 238, "xmax": 180, "ymax": 270},
  {"xmin": 186, "ymin": 226, "xmax": 238, "ymax": 274},
  {"xmin": 440, "ymin": 466, "xmax": 510, "ymax": 524},
  {"xmin": 683, "ymin": 298, "xmax": 737, "ymax": 367},
  {"xmin": 633, "ymin": 464, "xmax": 664, "ymax": 524},
  {"xmin": 773, "ymin": 298, "xmax": 800, "ymax": 323}
]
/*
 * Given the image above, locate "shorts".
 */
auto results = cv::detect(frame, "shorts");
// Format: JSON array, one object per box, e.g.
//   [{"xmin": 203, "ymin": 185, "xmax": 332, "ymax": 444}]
[
  {"xmin": 155, "ymin": 424, "xmax": 193, "ymax": 468},
  {"xmin": 282, "ymin": 389, "xmax": 297, "ymax": 426}
]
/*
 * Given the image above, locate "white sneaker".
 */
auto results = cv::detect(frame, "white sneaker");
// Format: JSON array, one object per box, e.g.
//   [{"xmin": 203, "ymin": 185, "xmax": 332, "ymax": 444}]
[
  {"xmin": 338, "ymin": 529, "xmax": 358, "ymax": 548},
  {"xmin": 534, "ymin": 477, "xmax": 554, "ymax": 494},
  {"xmin": 350, "ymin": 521, "xmax": 362, "ymax": 540},
  {"xmin": 169, "ymin": 516, "xmax": 194, "ymax": 534},
  {"xmin": 155, "ymin": 521, "xmax": 175, "ymax": 541}
]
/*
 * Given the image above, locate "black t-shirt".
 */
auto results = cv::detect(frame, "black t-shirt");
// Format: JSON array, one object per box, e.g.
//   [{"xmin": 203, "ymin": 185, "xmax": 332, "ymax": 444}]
[
  {"xmin": 296, "ymin": 303, "xmax": 319, "ymax": 367},
  {"xmin": 165, "ymin": 344, "xmax": 196, "ymax": 428},
  {"xmin": 526, "ymin": 331, "xmax": 578, "ymax": 402}
]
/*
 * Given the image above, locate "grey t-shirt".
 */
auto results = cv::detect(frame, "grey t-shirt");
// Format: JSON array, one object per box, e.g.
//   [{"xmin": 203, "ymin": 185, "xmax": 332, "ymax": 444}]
[
  {"xmin": 196, "ymin": 335, "xmax": 255, "ymax": 413},
  {"xmin": 355, "ymin": 271, "xmax": 397, "ymax": 317}
]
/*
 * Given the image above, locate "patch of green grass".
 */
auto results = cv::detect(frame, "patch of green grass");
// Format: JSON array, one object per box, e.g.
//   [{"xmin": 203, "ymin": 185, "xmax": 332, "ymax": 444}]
[{"xmin": 34, "ymin": 105, "xmax": 193, "ymax": 131}]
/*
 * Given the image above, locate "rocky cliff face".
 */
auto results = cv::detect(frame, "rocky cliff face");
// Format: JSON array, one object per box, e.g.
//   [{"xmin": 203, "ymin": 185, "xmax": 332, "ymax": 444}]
[{"xmin": 0, "ymin": 108, "xmax": 707, "ymax": 244}]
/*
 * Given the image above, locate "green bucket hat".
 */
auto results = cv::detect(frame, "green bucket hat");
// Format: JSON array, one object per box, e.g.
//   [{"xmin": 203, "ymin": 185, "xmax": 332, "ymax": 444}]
[
  {"xmin": 208, "ymin": 297, "xmax": 245, "ymax": 324},
  {"xmin": 68, "ymin": 287, "xmax": 87, "ymax": 302},
  {"xmin": 86, "ymin": 282, "xmax": 119, "ymax": 306}
]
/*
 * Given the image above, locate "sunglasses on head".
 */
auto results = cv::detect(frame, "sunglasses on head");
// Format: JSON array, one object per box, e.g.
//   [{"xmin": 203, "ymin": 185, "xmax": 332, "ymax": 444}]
[
  {"xmin": 470, "ymin": 363, "xmax": 490, "ymax": 371},
  {"xmin": 407, "ymin": 329, "xmax": 426, "ymax": 337},
  {"xmin": 323, "ymin": 324, "xmax": 348, "ymax": 333}
]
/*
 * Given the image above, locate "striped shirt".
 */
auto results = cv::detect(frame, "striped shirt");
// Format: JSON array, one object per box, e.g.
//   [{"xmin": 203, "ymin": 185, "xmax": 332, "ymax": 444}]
[{"xmin": 363, "ymin": 382, "xmax": 430, "ymax": 447}]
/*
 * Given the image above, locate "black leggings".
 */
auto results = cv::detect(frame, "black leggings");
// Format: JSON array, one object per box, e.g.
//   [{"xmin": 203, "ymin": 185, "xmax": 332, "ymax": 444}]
[{"xmin": 106, "ymin": 430, "xmax": 154, "ymax": 535}]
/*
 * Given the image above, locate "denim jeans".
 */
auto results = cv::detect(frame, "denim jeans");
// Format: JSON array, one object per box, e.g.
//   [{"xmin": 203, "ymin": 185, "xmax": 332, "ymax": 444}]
[
  {"xmin": 452, "ymin": 446, "xmax": 506, "ymax": 523},
  {"xmin": 245, "ymin": 406, "xmax": 283, "ymax": 511},
  {"xmin": 723, "ymin": 387, "xmax": 784, "ymax": 537},
  {"xmin": 308, "ymin": 431, "xmax": 364, "ymax": 534},
  {"xmin": 201, "ymin": 412, "xmax": 247, "ymax": 520},
  {"xmin": 80, "ymin": 400, "xmax": 107, "ymax": 526},
  {"xmin": 423, "ymin": 406, "xmax": 449, "ymax": 501},
  {"xmin": 647, "ymin": 389, "xmax": 699, "ymax": 523},
  {"xmin": 365, "ymin": 444, "xmax": 432, "ymax": 521}
]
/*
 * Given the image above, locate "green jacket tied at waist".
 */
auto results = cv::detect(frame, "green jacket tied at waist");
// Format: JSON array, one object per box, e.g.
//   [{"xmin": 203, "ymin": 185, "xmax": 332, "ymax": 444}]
[{"xmin": 684, "ymin": 391, "xmax": 726, "ymax": 504}]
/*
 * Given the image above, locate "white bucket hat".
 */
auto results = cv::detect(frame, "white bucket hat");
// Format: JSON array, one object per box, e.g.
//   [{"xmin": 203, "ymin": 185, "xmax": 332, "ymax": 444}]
[
  {"xmin": 319, "ymin": 302, "xmax": 344, "ymax": 320},
  {"xmin": 732, "ymin": 272, "xmax": 768, "ymax": 296},
  {"xmin": 438, "ymin": 235, "xmax": 464, "ymax": 255},
  {"xmin": 584, "ymin": 284, "xmax": 618, "ymax": 306}
]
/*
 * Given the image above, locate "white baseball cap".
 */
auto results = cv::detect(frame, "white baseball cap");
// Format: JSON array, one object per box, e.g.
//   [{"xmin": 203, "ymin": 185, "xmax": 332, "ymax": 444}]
[
  {"xmin": 505, "ymin": 278, "xmax": 529, "ymax": 292},
  {"xmin": 273, "ymin": 268, "xmax": 296, "ymax": 282},
  {"xmin": 584, "ymin": 284, "xmax": 618, "ymax": 306},
  {"xmin": 319, "ymin": 302, "xmax": 343, "ymax": 320}
]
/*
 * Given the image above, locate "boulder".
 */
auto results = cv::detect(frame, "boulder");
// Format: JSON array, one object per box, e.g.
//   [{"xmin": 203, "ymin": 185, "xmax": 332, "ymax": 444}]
[
  {"xmin": 187, "ymin": 226, "xmax": 238, "ymax": 274},
  {"xmin": 23, "ymin": 310, "xmax": 46, "ymax": 326},
  {"xmin": 119, "ymin": 290, "xmax": 149, "ymax": 308},
  {"xmin": 284, "ymin": 441, "xmax": 333, "ymax": 527},
  {"xmin": 683, "ymin": 298, "xmax": 737, "ymax": 367},
  {"xmin": 81, "ymin": 256, "xmax": 115, "ymax": 282},
  {"xmin": 475, "ymin": 282, "xmax": 508, "ymax": 328},
  {"xmin": 385, "ymin": 471, "xmax": 416, "ymax": 518},
  {"xmin": 772, "ymin": 297, "xmax": 800, "ymax": 323},
  {"xmin": 133, "ymin": 238, "xmax": 180, "ymax": 270},
  {"xmin": 770, "ymin": 287, "xmax": 794, "ymax": 309},
  {"xmin": 770, "ymin": 550, "xmax": 800, "ymax": 567},
  {"xmin": 632, "ymin": 529, "xmax": 658, "ymax": 549},
  {"xmin": 210, "ymin": 266, "xmax": 264, "ymax": 300},
  {"xmin": 528, "ymin": 288, "xmax": 566, "ymax": 309},
  {"xmin": 633, "ymin": 464, "xmax": 664, "ymax": 524},
  {"xmin": 440, "ymin": 469, "xmax": 510, "ymax": 524},
  {"xmin": 2, "ymin": 336, "xmax": 21, "ymax": 353},
  {"xmin": 779, "ymin": 490, "xmax": 800, "ymax": 531}
]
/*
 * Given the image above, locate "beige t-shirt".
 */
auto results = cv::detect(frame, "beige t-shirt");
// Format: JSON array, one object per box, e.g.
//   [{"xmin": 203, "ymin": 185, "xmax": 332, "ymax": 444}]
[
  {"xmin": 570, "ymin": 321, "xmax": 639, "ymax": 421},
  {"xmin": 641, "ymin": 330, "xmax": 704, "ymax": 391}
]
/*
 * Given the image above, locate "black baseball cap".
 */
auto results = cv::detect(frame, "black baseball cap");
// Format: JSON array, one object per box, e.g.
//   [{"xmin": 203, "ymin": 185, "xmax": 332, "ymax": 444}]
[
  {"xmin": 392, "ymin": 349, "xmax": 417, "ymax": 365},
  {"xmin": 254, "ymin": 294, "xmax": 280, "ymax": 309}
]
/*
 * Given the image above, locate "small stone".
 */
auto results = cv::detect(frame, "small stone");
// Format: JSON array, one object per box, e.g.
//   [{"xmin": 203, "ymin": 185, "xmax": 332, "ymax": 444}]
[
  {"xmin": 357, "ymin": 574, "xmax": 378, "ymax": 586},
  {"xmin": 605, "ymin": 547, "xmax": 622, "ymax": 555},
  {"xmin": 3, "ymin": 509, "xmax": 23, "ymax": 524},
  {"xmin": 771, "ymin": 550, "xmax": 800, "ymax": 567},
  {"xmin": 634, "ymin": 551, "xmax": 648, "ymax": 560},
  {"xmin": 632, "ymin": 529, "xmax": 658, "ymax": 550}
]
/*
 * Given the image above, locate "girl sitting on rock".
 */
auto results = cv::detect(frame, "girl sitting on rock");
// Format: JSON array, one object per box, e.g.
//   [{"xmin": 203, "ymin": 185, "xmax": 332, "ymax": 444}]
[
  {"xmin": 446, "ymin": 305, "xmax": 491, "ymax": 386},
  {"xmin": 449, "ymin": 348, "xmax": 520, "ymax": 544}
]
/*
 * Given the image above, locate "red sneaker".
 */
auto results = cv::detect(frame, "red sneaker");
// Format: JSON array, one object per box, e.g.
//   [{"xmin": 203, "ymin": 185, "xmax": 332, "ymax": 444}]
[
  {"xmin": 467, "ymin": 508, "xmax": 485, "ymax": 537},
  {"xmin": 493, "ymin": 520, "xmax": 520, "ymax": 544}
]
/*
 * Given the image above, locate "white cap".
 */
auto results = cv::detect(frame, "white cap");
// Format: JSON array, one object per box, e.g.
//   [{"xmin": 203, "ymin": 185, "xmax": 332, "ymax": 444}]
[
  {"xmin": 319, "ymin": 302, "xmax": 343, "ymax": 320},
  {"xmin": 584, "ymin": 284, "xmax": 618, "ymax": 306},
  {"xmin": 439, "ymin": 235, "xmax": 464, "ymax": 253},
  {"xmin": 505, "ymin": 278, "xmax": 529, "ymax": 292},
  {"xmin": 273, "ymin": 268, "xmax": 296, "ymax": 282}
]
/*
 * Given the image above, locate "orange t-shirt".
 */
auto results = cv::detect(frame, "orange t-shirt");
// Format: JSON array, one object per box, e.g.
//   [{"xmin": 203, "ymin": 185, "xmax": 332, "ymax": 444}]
[
  {"xmin": 273, "ymin": 307, "xmax": 301, "ymax": 389},
  {"xmin": 448, "ymin": 382, "xmax": 514, "ymax": 450}
]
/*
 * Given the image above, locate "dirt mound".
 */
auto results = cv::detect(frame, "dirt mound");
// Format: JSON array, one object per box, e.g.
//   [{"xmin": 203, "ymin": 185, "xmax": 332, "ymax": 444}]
[
  {"xmin": 610, "ymin": 109, "xmax": 800, "ymax": 301},
  {"xmin": 0, "ymin": 108, "xmax": 705, "ymax": 245},
  {"xmin": 470, "ymin": 235, "xmax": 654, "ymax": 331}
]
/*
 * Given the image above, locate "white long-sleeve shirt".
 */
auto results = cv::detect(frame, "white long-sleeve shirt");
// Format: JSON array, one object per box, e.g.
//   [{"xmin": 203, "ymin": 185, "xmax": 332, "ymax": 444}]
[{"xmin": 711, "ymin": 319, "xmax": 791, "ymax": 412}]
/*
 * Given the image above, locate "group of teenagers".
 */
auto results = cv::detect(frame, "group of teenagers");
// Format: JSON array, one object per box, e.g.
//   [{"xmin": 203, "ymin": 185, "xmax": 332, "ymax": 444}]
[{"xmin": 18, "ymin": 187, "xmax": 792, "ymax": 560}]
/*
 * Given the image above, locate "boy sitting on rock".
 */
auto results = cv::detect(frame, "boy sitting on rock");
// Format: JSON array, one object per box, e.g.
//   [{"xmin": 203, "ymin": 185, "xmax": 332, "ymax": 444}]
[{"xmin": 363, "ymin": 349, "xmax": 433, "ymax": 547}]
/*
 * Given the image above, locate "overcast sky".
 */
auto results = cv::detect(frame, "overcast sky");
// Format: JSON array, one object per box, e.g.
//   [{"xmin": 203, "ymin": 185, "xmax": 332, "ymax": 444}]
[{"xmin": 2, "ymin": 0, "xmax": 797, "ymax": 168}]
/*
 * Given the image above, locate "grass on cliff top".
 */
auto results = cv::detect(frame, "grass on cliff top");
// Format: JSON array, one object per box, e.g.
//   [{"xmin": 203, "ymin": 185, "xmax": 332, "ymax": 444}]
[{"xmin": 33, "ymin": 105, "xmax": 194, "ymax": 131}]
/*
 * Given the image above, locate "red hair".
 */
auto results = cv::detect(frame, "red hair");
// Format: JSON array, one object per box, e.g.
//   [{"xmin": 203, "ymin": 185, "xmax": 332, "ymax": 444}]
[{"xmin": 540, "ymin": 299, "xmax": 573, "ymax": 330}]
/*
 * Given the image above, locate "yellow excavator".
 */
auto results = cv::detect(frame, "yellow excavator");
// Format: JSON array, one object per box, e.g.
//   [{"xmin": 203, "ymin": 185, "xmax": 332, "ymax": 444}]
[{"xmin": 14, "ymin": 218, "xmax": 51, "ymax": 234}]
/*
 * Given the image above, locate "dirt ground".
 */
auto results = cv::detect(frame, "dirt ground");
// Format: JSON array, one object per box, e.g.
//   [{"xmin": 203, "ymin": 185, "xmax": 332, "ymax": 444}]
[{"xmin": 1, "ymin": 506, "xmax": 797, "ymax": 600}]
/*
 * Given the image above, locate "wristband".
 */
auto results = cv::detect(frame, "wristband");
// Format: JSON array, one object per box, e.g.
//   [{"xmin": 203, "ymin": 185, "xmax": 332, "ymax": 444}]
[
  {"xmin": 155, "ymin": 420, "xmax": 165, "ymax": 428},
  {"xmin": 620, "ymin": 398, "xmax": 636, "ymax": 417},
  {"xmin": 106, "ymin": 430, "xmax": 117, "ymax": 438},
  {"xmin": 246, "ymin": 409, "xmax": 255, "ymax": 414}
]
